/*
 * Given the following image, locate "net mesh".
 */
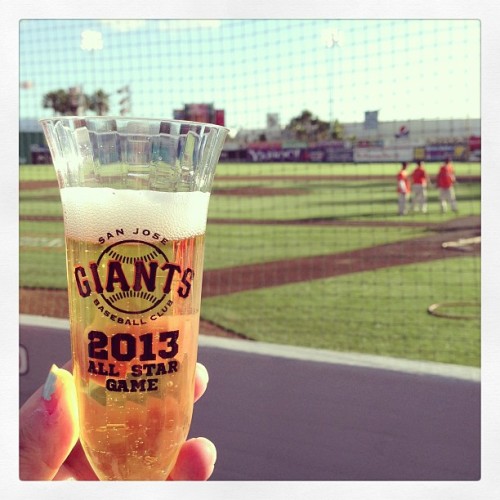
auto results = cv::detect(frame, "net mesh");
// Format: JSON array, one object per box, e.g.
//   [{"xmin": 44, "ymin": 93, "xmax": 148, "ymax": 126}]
[{"xmin": 19, "ymin": 19, "xmax": 480, "ymax": 366}]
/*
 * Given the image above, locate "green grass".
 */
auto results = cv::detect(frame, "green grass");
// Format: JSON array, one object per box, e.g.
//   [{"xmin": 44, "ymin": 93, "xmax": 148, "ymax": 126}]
[
  {"xmin": 209, "ymin": 177, "xmax": 480, "ymax": 222},
  {"xmin": 215, "ymin": 161, "xmax": 481, "ymax": 177},
  {"xmin": 210, "ymin": 161, "xmax": 481, "ymax": 223},
  {"xmin": 20, "ymin": 219, "xmax": 430, "ymax": 285},
  {"xmin": 19, "ymin": 220, "xmax": 66, "ymax": 288},
  {"xmin": 19, "ymin": 162, "xmax": 480, "ymax": 223},
  {"xmin": 20, "ymin": 161, "xmax": 481, "ymax": 182},
  {"xmin": 19, "ymin": 162, "xmax": 481, "ymax": 366},
  {"xmin": 20, "ymin": 250, "xmax": 67, "ymax": 289},
  {"xmin": 201, "ymin": 257, "xmax": 481, "ymax": 367},
  {"xmin": 19, "ymin": 164, "xmax": 58, "ymax": 182},
  {"xmin": 204, "ymin": 224, "xmax": 429, "ymax": 270}
]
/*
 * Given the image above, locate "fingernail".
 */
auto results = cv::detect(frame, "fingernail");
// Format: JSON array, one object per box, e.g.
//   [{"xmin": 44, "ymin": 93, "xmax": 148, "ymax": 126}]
[
  {"xmin": 197, "ymin": 363, "xmax": 209, "ymax": 383},
  {"xmin": 199, "ymin": 437, "xmax": 217, "ymax": 465},
  {"xmin": 42, "ymin": 364, "xmax": 59, "ymax": 401}
]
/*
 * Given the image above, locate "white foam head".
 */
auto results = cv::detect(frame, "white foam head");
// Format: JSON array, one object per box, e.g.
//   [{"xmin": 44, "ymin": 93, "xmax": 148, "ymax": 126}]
[{"xmin": 60, "ymin": 187, "xmax": 210, "ymax": 242}]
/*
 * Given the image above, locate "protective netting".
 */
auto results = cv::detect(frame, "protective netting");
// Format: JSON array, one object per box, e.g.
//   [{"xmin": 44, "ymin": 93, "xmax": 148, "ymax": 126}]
[{"xmin": 19, "ymin": 19, "xmax": 480, "ymax": 366}]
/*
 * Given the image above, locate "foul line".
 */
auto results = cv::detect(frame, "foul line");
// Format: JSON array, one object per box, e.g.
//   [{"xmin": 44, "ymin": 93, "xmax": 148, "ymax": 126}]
[{"xmin": 19, "ymin": 314, "xmax": 479, "ymax": 382}]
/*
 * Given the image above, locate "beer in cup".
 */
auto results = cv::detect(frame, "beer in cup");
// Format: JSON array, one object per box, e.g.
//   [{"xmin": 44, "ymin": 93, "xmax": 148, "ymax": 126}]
[{"xmin": 40, "ymin": 117, "xmax": 228, "ymax": 480}]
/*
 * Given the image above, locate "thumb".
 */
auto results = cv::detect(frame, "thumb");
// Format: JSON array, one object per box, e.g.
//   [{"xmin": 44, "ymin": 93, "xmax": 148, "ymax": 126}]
[{"xmin": 19, "ymin": 364, "xmax": 79, "ymax": 480}]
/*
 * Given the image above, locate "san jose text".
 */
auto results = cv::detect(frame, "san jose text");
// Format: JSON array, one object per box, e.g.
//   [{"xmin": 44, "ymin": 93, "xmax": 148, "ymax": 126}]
[{"xmin": 98, "ymin": 227, "xmax": 170, "ymax": 245}]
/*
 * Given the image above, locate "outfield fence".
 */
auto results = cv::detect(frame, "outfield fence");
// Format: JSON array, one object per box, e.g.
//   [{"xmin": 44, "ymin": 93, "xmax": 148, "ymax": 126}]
[{"xmin": 19, "ymin": 19, "xmax": 480, "ymax": 367}]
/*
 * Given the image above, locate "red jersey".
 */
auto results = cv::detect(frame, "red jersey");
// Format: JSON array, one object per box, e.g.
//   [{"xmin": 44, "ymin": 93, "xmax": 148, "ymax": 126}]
[
  {"xmin": 437, "ymin": 163, "xmax": 455, "ymax": 189},
  {"xmin": 411, "ymin": 166, "xmax": 428, "ymax": 186},
  {"xmin": 397, "ymin": 170, "xmax": 410, "ymax": 194}
]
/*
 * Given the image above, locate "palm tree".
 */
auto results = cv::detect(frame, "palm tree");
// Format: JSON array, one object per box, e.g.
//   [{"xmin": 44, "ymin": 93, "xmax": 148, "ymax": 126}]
[
  {"xmin": 42, "ymin": 87, "xmax": 110, "ymax": 116},
  {"xmin": 42, "ymin": 88, "xmax": 88, "ymax": 116},
  {"xmin": 88, "ymin": 89, "xmax": 110, "ymax": 116},
  {"xmin": 42, "ymin": 89, "xmax": 72, "ymax": 115}
]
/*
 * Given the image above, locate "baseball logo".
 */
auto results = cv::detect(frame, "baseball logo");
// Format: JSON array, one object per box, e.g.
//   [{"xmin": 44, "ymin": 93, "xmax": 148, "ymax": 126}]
[{"xmin": 97, "ymin": 239, "xmax": 170, "ymax": 315}]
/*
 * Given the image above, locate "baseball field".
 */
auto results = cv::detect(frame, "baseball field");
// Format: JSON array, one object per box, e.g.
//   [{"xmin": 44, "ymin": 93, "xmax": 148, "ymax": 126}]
[{"xmin": 20, "ymin": 161, "xmax": 481, "ymax": 367}]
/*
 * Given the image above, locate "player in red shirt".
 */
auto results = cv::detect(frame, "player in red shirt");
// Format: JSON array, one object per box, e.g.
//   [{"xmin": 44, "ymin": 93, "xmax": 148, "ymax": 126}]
[
  {"xmin": 410, "ymin": 160, "xmax": 431, "ymax": 213},
  {"xmin": 436, "ymin": 157, "xmax": 458, "ymax": 213},
  {"xmin": 397, "ymin": 161, "xmax": 411, "ymax": 215}
]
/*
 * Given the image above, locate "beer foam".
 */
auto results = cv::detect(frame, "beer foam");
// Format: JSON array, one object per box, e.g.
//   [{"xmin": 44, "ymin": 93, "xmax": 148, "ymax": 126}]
[{"xmin": 60, "ymin": 187, "xmax": 210, "ymax": 241}]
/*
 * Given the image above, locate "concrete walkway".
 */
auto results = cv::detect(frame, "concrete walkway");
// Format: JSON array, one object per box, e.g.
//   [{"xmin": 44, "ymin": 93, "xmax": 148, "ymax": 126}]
[{"xmin": 19, "ymin": 315, "xmax": 480, "ymax": 481}]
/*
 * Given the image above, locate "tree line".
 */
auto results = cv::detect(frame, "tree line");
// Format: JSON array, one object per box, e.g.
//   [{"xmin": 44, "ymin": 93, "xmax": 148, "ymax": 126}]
[
  {"xmin": 42, "ymin": 88, "xmax": 110, "ymax": 116},
  {"xmin": 284, "ymin": 109, "xmax": 344, "ymax": 141},
  {"xmin": 41, "ymin": 90, "xmax": 343, "ymax": 143}
]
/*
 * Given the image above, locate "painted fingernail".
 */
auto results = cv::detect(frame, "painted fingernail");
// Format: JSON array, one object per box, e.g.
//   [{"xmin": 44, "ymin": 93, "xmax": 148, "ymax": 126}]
[{"xmin": 42, "ymin": 364, "xmax": 59, "ymax": 401}]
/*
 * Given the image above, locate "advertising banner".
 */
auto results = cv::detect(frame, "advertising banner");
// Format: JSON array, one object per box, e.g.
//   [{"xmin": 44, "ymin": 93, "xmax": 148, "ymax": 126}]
[
  {"xmin": 424, "ymin": 144, "xmax": 468, "ymax": 161},
  {"xmin": 424, "ymin": 145, "xmax": 455, "ymax": 160},
  {"xmin": 468, "ymin": 135, "xmax": 481, "ymax": 151},
  {"xmin": 247, "ymin": 147, "xmax": 305, "ymax": 162},
  {"xmin": 354, "ymin": 147, "xmax": 413, "ymax": 162},
  {"xmin": 307, "ymin": 146, "xmax": 353, "ymax": 162},
  {"xmin": 247, "ymin": 142, "xmax": 282, "ymax": 150}
]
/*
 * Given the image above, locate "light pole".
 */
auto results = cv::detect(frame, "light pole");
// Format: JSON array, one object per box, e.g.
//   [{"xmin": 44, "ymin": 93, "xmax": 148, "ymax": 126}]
[
  {"xmin": 80, "ymin": 30, "xmax": 103, "ymax": 93},
  {"xmin": 323, "ymin": 29, "xmax": 342, "ymax": 138},
  {"xmin": 117, "ymin": 85, "xmax": 132, "ymax": 116}
]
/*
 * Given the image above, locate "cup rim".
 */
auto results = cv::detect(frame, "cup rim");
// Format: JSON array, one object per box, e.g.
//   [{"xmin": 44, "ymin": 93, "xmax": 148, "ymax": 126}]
[{"xmin": 38, "ymin": 116, "xmax": 230, "ymax": 133}]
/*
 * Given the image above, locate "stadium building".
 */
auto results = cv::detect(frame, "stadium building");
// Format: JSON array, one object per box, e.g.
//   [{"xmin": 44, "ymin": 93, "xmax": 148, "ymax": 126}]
[
  {"xmin": 20, "ymin": 115, "xmax": 480, "ymax": 164},
  {"xmin": 226, "ymin": 116, "xmax": 480, "ymax": 163}
]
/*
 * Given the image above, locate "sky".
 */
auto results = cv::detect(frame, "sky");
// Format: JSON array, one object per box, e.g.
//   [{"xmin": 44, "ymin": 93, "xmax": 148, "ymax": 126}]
[{"xmin": 20, "ymin": 19, "xmax": 480, "ymax": 131}]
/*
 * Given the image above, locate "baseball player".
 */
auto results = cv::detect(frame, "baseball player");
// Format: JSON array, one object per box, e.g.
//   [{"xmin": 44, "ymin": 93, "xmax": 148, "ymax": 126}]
[
  {"xmin": 436, "ymin": 157, "xmax": 458, "ymax": 213},
  {"xmin": 410, "ymin": 160, "xmax": 431, "ymax": 213},
  {"xmin": 397, "ymin": 161, "xmax": 411, "ymax": 215}
]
